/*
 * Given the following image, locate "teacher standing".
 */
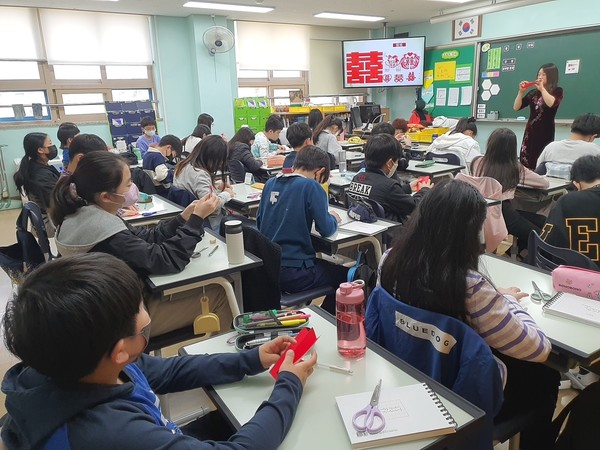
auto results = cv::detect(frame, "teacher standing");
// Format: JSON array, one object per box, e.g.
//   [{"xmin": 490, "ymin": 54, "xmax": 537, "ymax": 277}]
[{"xmin": 513, "ymin": 63, "xmax": 563, "ymax": 169}]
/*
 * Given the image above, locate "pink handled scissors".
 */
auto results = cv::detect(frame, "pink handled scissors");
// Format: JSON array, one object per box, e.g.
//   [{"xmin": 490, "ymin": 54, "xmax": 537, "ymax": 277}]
[{"xmin": 352, "ymin": 379, "xmax": 386, "ymax": 435}]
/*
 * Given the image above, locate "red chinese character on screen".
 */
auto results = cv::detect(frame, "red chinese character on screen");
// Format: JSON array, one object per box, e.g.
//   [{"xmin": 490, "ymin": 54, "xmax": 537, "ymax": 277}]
[
  {"xmin": 383, "ymin": 74, "xmax": 392, "ymax": 82},
  {"xmin": 400, "ymin": 52, "xmax": 420, "ymax": 70},
  {"xmin": 346, "ymin": 51, "xmax": 383, "ymax": 84},
  {"xmin": 394, "ymin": 74, "xmax": 404, "ymax": 83},
  {"xmin": 407, "ymin": 72, "xmax": 416, "ymax": 82}
]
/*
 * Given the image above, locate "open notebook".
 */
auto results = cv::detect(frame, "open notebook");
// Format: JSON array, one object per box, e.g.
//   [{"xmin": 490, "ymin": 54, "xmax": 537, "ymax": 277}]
[
  {"xmin": 335, "ymin": 382, "xmax": 456, "ymax": 449},
  {"xmin": 543, "ymin": 292, "xmax": 600, "ymax": 327}
]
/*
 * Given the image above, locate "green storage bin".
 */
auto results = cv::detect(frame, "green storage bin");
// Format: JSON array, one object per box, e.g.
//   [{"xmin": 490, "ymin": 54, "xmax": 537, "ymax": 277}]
[{"xmin": 235, "ymin": 116, "xmax": 248, "ymax": 130}]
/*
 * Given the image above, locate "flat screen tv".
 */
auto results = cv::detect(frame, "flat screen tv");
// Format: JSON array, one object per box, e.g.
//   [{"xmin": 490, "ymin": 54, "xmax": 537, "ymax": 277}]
[{"xmin": 342, "ymin": 36, "xmax": 426, "ymax": 88}]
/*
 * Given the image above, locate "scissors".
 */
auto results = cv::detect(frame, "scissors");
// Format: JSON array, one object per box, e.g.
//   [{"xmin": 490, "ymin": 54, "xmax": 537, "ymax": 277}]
[
  {"xmin": 352, "ymin": 379, "xmax": 386, "ymax": 436},
  {"xmin": 531, "ymin": 281, "xmax": 553, "ymax": 303}
]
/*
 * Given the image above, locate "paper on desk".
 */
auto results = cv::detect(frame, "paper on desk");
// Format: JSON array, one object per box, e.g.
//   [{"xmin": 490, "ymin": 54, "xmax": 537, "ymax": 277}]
[{"xmin": 339, "ymin": 221, "xmax": 388, "ymax": 236}]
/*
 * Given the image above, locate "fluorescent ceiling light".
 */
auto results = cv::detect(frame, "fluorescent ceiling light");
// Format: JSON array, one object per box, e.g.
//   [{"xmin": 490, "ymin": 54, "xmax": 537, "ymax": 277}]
[
  {"xmin": 314, "ymin": 12, "xmax": 385, "ymax": 22},
  {"xmin": 430, "ymin": 0, "xmax": 553, "ymax": 23},
  {"xmin": 183, "ymin": 2, "xmax": 274, "ymax": 13}
]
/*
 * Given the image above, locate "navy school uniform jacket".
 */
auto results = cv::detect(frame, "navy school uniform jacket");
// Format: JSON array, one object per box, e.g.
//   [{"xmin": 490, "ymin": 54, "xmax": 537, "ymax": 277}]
[{"xmin": 1, "ymin": 352, "xmax": 303, "ymax": 449}]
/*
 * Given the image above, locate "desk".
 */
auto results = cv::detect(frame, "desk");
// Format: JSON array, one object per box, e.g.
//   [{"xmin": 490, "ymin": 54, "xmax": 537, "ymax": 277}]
[
  {"xmin": 181, "ymin": 307, "xmax": 484, "ymax": 450},
  {"xmin": 311, "ymin": 205, "xmax": 400, "ymax": 261},
  {"xmin": 145, "ymin": 229, "xmax": 262, "ymax": 312},
  {"xmin": 339, "ymin": 140, "xmax": 365, "ymax": 151},
  {"xmin": 405, "ymin": 160, "xmax": 465, "ymax": 177},
  {"xmin": 345, "ymin": 151, "xmax": 365, "ymax": 170},
  {"xmin": 479, "ymin": 254, "xmax": 600, "ymax": 367},
  {"xmin": 226, "ymin": 184, "xmax": 262, "ymax": 214},
  {"xmin": 330, "ymin": 170, "xmax": 356, "ymax": 189},
  {"xmin": 517, "ymin": 176, "xmax": 571, "ymax": 196},
  {"xmin": 124, "ymin": 195, "xmax": 183, "ymax": 226}
]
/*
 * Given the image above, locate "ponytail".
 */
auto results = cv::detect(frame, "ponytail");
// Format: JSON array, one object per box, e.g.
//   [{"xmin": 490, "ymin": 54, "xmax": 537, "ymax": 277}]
[
  {"xmin": 14, "ymin": 132, "xmax": 47, "ymax": 194},
  {"xmin": 50, "ymin": 176, "xmax": 87, "ymax": 226},
  {"xmin": 312, "ymin": 115, "xmax": 343, "ymax": 145}
]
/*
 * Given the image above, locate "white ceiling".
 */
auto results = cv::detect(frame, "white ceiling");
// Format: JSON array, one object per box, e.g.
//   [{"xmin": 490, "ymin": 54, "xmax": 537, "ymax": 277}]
[{"xmin": 0, "ymin": 0, "xmax": 483, "ymax": 29}]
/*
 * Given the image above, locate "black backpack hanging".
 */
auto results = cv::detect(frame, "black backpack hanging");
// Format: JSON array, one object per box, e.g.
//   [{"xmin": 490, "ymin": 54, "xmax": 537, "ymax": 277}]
[{"xmin": 0, "ymin": 202, "xmax": 54, "ymax": 284}]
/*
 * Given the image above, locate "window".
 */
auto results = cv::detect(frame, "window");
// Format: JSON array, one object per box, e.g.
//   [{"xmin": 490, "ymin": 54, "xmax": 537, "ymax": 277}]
[
  {"xmin": 112, "ymin": 89, "xmax": 152, "ymax": 102},
  {"xmin": 106, "ymin": 66, "xmax": 149, "ymax": 80},
  {"xmin": 237, "ymin": 69, "xmax": 308, "ymax": 104},
  {"xmin": 238, "ymin": 87, "xmax": 268, "ymax": 98},
  {"xmin": 0, "ymin": 61, "xmax": 40, "ymax": 80},
  {"xmin": 0, "ymin": 90, "xmax": 49, "ymax": 121},
  {"xmin": 53, "ymin": 65, "xmax": 101, "ymax": 80}
]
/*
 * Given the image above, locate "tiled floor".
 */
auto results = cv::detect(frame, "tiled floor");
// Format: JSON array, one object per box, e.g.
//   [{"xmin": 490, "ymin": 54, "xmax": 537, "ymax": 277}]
[{"xmin": 0, "ymin": 207, "xmax": 579, "ymax": 445}]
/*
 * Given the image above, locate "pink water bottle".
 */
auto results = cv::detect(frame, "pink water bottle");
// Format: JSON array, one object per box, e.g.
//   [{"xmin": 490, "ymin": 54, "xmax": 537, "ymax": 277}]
[{"xmin": 336, "ymin": 281, "xmax": 366, "ymax": 358}]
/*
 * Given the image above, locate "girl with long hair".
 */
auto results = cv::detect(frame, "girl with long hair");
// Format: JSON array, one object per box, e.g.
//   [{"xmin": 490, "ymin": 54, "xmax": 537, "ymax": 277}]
[{"xmin": 312, "ymin": 114, "xmax": 343, "ymax": 166}]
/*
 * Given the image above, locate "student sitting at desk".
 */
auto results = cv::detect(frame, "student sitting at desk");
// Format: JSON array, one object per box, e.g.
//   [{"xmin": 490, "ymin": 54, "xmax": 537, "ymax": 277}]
[
  {"xmin": 228, "ymin": 126, "xmax": 270, "ymax": 183},
  {"xmin": 307, "ymin": 108, "xmax": 323, "ymax": 130},
  {"xmin": 541, "ymin": 154, "xmax": 600, "ymax": 264},
  {"xmin": 182, "ymin": 124, "xmax": 211, "ymax": 157},
  {"xmin": 378, "ymin": 179, "xmax": 558, "ymax": 450},
  {"xmin": 63, "ymin": 133, "xmax": 107, "ymax": 176},
  {"xmin": 173, "ymin": 135, "xmax": 234, "ymax": 231},
  {"xmin": 312, "ymin": 114, "xmax": 344, "ymax": 166},
  {"xmin": 391, "ymin": 117, "xmax": 412, "ymax": 148},
  {"xmin": 1, "ymin": 253, "xmax": 317, "ymax": 450},
  {"xmin": 57, "ymin": 122, "xmax": 80, "ymax": 168},
  {"xmin": 143, "ymin": 134, "xmax": 182, "ymax": 195},
  {"xmin": 427, "ymin": 117, "xmax": 481, "ymax": 172},
  {"xmin": 135, "ymin": 116, "xmax": 161, "ymax": 157},
  {"xmin": 251, "ymin": 115, "xmax": 287, "ymax": 158},
  {"xmin": 51, "ymin": 151, "xmax": 231, "ymax": 338},
  {"xmin": 471, "ymin": 128, "xmax": 549, "ymax": 255},
  {"xmin": 408, "ymin": 99, "xmax": 433, "ymax": 127},
  {"xmin": 283, "ymin": 122, "xmax": 313, "ymax": 170},
  {"xmin": 535, "ymin": 113, "xmax": 600, "ymax": 178},
  {"xmin": 257, "ymin": 146, "xmax": 347, "ymax": 314},
  {"xmin": 348, "ymin": 134, "xmax": 431, "ymax": 223}
]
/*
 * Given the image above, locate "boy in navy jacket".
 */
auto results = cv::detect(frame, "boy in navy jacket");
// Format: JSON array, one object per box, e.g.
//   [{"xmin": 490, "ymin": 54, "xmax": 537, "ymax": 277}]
[
  {"xmin": 257, "ymin": 146, "xmax": 347, "ymax": 313},
  {"xmin": 1, "ymin": 253, "xmax": 317, "ymax": 450},
  {"xmin": 143, "ymin": 134, "xmax": 182, "ymax": 194}
]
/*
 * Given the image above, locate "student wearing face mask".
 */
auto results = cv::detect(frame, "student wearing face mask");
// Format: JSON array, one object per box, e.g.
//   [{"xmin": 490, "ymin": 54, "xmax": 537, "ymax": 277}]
[
  {"xmin": 348, "ymin": 134, "xmax": 431, "ymax": 223},
  {"xmin": 135, "ymin": 116, "xmax": 161, "ymax": 157},
  {"xmin": 51, "ymin": 151, "xmax": 231, "ymax": 338},
  {"xmin": 257, "ymin": 146, "xmax": 347, "ymax": 314},
  {"xmin": 14, "ymin": 132, "xmax": 61, "ymax": 236},
  {"xmin": 142, "ymin": 134, "xmax": 182, "ymax": 194}
]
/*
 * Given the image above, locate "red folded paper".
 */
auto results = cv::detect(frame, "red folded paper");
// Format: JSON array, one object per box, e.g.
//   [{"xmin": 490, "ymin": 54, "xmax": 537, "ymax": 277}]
[
  {"xmin": 416, "ymin": 176, "xmax": 430, "ymax": 192},
  {"xmin": 269, "ymin": 327, "xmax": 318, "ymax": 379}
]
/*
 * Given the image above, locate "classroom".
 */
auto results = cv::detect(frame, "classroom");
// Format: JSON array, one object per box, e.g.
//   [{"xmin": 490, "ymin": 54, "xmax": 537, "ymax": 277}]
[{"xmin": 0, "ymin": 0, "xmax": 599, "ymax": 449}]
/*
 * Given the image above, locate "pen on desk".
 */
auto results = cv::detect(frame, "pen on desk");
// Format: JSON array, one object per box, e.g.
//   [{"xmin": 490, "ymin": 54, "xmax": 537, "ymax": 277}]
[
  {"xmin": 244, "ymin": 318, "xmax": 307, "ymax": 329},
  {"xmin": 316, "ymin": 363, "xmax": 354, "ymax": 375},
  {"xmin": 208, "ymin": 246, "xmax": 219, "ymax": 257}
]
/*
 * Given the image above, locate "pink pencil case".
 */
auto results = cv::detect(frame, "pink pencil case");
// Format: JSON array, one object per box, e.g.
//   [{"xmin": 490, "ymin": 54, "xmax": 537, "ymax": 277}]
[{"xmin": 551, "ymin": 265, "xmax": 600, "ymax": 301}]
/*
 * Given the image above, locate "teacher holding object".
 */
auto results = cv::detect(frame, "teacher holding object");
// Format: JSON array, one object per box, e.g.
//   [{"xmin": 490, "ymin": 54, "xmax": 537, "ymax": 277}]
[{"xmin": 513, "ymin": 63, "xmax": 563, "ymax": 169}]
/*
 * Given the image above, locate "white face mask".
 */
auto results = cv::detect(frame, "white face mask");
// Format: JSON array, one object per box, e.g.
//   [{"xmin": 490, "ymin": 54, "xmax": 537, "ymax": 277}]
[
  {"xmin": 387, "ymin": 161, "xmax": 398, "ymax": 178},
  {"xmin": 144, "ymin": 130, "xmax": 156, "ymax": 137}
]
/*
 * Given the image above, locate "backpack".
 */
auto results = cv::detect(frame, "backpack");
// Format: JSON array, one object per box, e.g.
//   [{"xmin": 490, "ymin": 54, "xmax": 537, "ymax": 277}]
[
  {"xmin": 347, "ymin": 249, "xmax": 376, "ymax": 299},
  {"xmin": 0, "ymin": 202, "xmax": 54, "ymax": 284},
  {"xmin": 550, "ymin": 380, "xmax": 600, "ymax": 449}
]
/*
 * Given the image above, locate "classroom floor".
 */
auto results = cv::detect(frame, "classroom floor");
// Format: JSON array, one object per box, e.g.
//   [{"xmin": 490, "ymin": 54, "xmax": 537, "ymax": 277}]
[{"xmin": 0, "ymin": 207, "xmax": 579, "ymax": 445}]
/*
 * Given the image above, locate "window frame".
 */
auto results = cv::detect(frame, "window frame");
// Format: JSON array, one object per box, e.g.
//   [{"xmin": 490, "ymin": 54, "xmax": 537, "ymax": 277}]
[{"xmin": 237, "ymin": 69, "xmax": 308, "ymax": 104}]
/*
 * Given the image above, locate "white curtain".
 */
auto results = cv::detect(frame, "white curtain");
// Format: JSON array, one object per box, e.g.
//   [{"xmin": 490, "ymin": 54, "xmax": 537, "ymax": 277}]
[
  {"xmin": 235, "ymin": 21, "xmax": 310, "ymax": 71},
  {"xmin": 40, "ymin": 9, "xmax": 152, "ymax": 65},
  {"xmin": 0, "ymin": 7, "xmax": 44, "ymax": 60}
]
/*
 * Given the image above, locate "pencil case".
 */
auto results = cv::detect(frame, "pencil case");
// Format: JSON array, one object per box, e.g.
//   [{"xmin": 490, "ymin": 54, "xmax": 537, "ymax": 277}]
[
  {"xmin": 231, "ymin": 309, "xmax": 311, "ymax": 351},
  {"xmin": 551, "ymin": 265, "xmax": 600, "ymax": 301}
]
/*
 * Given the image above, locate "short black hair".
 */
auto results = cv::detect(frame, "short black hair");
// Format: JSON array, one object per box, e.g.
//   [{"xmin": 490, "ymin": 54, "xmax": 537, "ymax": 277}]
[
  {"xmin": 286, "ymin": 122, "xmax": 312, "ymax": 149},
  {"xmin": 159, "ymin": 134, "xmax": 183, "ymax": 157},
  {"xmin": 191, "ymin": 124, "xmax": 211, "ymax": 138},
  {"xmin": 197, "ymin": 113, "xmax": 214, "ymax": 128},
  {"xmin": 265, "ymin": 114, "xmax": 284, "ymax": 132},
  {"xmin": 371, "ymin": 122, "xmax": 395, "ymax": 136},
  {"xmin": 571, "ymin": 154, "xmax": 600, "ymax": 183},
  {"xmin": 68, "ymin": 133, "xmax": 106, "ymax": 161},
  {"xmin": 293, "ymin": 145, "xmax": 331, "ymax": 182},
  {"xmin": 3, "ymin": 253, "xmax": 142, "ymax": 381},
  {"xmin": 57, "ymin": 122, "xmax": 80, "ymax": 147},
  {"xmin": 140, "ymin": 116, "xmax": 156, "ymax": 128},
  {"xmin": 364, "ymin": 133, "xmax": 402, "ymax": 171},
  {"xmin": 571, "ymin": 113, "xmax": 600, "ymax": 136}
]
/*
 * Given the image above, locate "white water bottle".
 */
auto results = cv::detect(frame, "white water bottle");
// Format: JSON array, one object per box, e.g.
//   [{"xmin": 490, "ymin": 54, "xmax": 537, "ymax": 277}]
[
  {"xmin": 338, "ymin": 150, "xmax": 347, "ymax": 175},
  {"xmin": 225, "ymin": 220, "xmax": 245, "ymax": 265}
]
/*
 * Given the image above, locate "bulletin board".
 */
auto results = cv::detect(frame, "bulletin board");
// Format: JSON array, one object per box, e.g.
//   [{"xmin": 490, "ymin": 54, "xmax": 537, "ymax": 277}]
[
  {"xmin": 105, "ymin": 100, "xmax": 156, "ymax": 147},
  {"xmin": 476, "ymin": 27, "xmax": 600, "ymax": 120},
  {"xmin": 422, "ymin": 44, "xmax": 476, "ymax": 118}
]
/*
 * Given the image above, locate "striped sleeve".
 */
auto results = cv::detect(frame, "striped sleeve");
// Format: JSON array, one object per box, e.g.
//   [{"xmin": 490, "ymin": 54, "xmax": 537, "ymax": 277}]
[{"xmin": 465, "ymin": 272, "xmax": 551, "ymax": 362}]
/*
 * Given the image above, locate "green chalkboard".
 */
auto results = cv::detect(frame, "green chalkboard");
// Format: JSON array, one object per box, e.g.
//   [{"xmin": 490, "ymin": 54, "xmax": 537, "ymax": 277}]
[
  {"xmin": 423, "ymin": 44, "xmax": 476, "ymax": 118},
  {"xmin": 477, "ymin": 28, "xmax": 600, "ymax": 120}
]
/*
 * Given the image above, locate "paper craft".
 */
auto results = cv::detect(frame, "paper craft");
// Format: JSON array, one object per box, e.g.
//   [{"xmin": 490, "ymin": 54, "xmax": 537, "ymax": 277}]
[
  {"xmin": 269, "ymin": 327, "xmax": 318, "ymax": 379},
  {"xmin": 336, "ymin": 382, "xmax": 456, "ymax": 449}
]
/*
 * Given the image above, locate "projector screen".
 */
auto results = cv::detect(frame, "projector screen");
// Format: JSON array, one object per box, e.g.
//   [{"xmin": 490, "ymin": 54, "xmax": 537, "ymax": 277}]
[{"xmin": 342, "ymin": 36, "xmax": 426, "ymax": 88}]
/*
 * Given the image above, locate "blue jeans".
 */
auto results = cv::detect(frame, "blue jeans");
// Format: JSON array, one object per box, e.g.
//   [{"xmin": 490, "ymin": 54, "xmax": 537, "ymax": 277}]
[{"xmin": 280, "ymin": 260, "xmax": 348, "ymax": 314}]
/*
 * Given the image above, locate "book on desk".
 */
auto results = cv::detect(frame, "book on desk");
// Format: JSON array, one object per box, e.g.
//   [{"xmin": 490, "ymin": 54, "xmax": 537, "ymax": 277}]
[
  {"xmin": 543, "ymin": 292, "xmax": 600, "ymax": 327},
  {"xmin": 335, "ymin": 382, "xmax": 456, "ymax": 449}
]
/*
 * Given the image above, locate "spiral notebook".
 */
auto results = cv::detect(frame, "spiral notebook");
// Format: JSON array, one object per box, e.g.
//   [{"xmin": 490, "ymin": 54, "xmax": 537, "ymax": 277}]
[
  {"xmin": 543, "ymin": 292, "xmax": 600, "ymax": 327},
  {"xmin": 335, "ymin": 382, "xmax": 456, "ymax": 449}
]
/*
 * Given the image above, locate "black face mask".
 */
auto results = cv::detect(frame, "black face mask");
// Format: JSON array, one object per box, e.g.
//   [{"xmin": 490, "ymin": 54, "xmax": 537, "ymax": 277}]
[{"xmin": 46, "ymin": 145, "xmax": 58, "ymax": 160}]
